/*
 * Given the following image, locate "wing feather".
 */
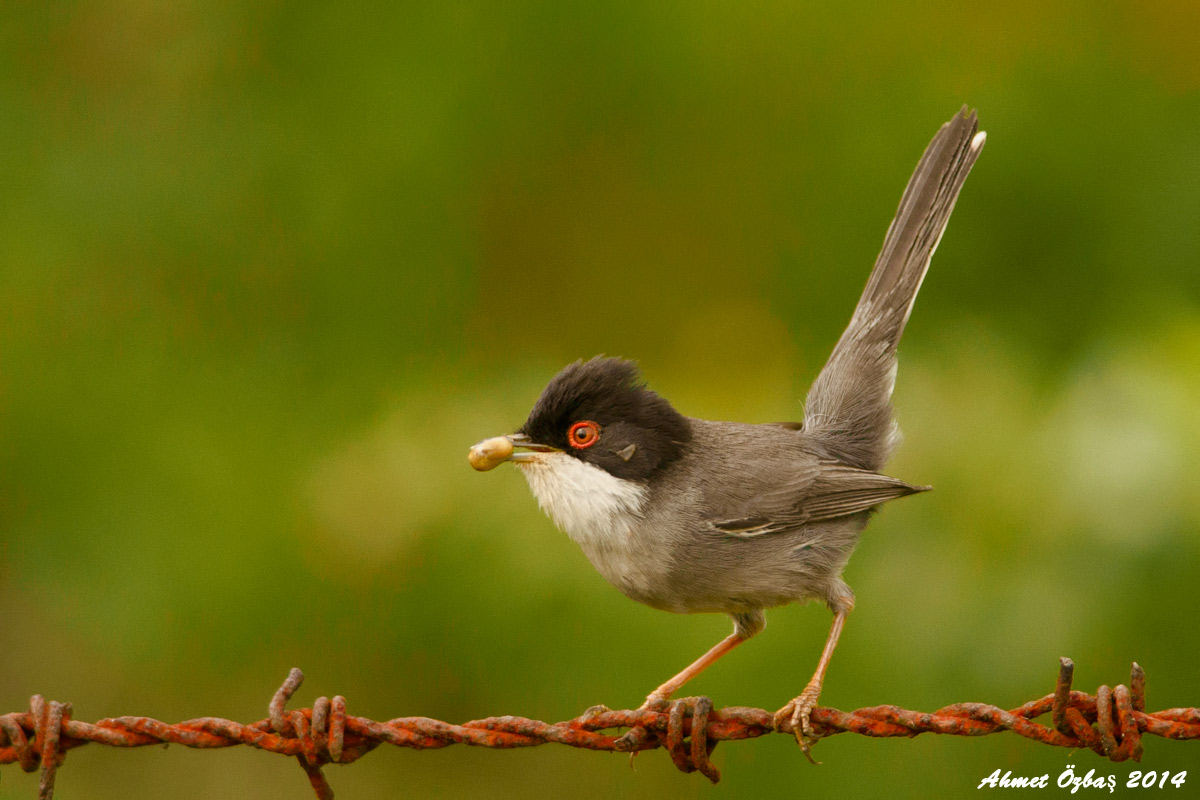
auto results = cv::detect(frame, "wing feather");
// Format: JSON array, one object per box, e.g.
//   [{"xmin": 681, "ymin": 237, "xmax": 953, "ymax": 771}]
[{"xmin": 710, "ymin": 461, "xmax": 927, "ymax": 539}]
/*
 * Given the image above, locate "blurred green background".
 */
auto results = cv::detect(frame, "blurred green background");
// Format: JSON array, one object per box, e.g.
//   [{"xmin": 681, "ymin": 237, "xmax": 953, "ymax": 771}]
[{"xmin": 2, "ymin": 1, "xmax": 1199, "ymax": 797}]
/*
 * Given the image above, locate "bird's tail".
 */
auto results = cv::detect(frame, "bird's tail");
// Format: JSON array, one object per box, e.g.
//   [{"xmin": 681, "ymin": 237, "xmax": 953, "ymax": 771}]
[{"xmin": 803, "ymin": 107, "xmax": 985, "ymax": 471}]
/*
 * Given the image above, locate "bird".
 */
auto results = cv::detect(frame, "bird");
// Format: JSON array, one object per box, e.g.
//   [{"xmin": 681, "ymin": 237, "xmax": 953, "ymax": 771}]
[{"xmin": 468, "ymin": 107, "xmax": 985, "ymax": 758}]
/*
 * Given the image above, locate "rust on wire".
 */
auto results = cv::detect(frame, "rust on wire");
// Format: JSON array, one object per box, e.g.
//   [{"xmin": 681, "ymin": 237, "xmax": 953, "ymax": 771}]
[{"xmin": 1, "ymin": 658, "xmax": 1198, "ymax": 799}]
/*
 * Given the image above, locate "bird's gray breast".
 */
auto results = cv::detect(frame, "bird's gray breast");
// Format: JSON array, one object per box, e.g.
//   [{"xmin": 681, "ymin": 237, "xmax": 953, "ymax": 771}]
[{"xmin": 517, "ymin": 453, "xmax": 676, "ymax": 606}]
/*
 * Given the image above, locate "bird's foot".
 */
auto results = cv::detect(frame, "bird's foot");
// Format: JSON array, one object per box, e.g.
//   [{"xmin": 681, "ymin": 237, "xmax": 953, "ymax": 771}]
[
  {"xmin": 616, "ymin": 695, "xmax": 721, "ymax": 782},
  {"xmin": 773, "ymin": 680, "xmax": 824, "ymax": 764},
  {"xmin": 612, "ymin": 694, "xmax": 669, "ymax": 752},
  {"xmin": 637, "ymin": 693, "xmax": 672, "ymax": 712}
]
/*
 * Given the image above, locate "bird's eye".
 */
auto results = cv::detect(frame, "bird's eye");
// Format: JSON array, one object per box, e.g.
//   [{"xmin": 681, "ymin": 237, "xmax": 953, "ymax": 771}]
[{"xmin": 567, "ymin": 420, "xmax": 601, "ymax": 449}]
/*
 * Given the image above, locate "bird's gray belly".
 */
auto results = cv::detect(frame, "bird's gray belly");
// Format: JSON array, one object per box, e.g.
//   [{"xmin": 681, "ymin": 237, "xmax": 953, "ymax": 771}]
[
  {"xmin": 652, "ymin": 515, "xmax": 870, "ymax": 614},
  {"xmin": 574, "ymin": 530, "xmax": 693, "ymax": 613}
]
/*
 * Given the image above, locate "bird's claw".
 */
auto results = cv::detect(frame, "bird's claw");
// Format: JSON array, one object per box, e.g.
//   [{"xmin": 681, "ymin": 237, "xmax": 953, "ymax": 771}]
[
  {"xmin": 773, "ymin": 682, "xmax": 823, "ymax": 764},
  {"xmin": 614, "ymin": 724, "xmax": 651, "ymax": 752},
  {"xmin": 638, "ymin": 694, "xmax": 672, "ymax": 712},
  {"xmin": 612, "ymin": 694, "xmax": 669, "ymax": 751}
]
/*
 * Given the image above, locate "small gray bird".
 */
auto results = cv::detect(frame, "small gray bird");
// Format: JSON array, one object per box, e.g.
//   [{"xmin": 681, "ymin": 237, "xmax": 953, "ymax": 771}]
[{"xmin": 469, "ymin": 107, "xmax": 985, "ymax": 757}]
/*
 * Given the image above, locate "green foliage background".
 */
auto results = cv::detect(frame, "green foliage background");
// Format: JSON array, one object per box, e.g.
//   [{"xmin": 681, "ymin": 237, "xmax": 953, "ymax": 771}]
[{"xmin": 2, "ymin": 2, "xmax": 1198, "ymax": 797}]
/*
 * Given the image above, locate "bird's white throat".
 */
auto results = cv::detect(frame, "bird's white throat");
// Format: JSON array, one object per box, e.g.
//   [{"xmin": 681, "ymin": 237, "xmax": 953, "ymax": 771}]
[{"xmin": 518, "ymin": 453, "xmax": 646, "ymax": 547}]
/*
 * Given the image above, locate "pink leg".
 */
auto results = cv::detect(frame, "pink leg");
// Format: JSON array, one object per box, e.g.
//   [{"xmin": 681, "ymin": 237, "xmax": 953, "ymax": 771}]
[
  {"xmin": 773, "ymin": 608, "xmax": 849, "ymax": 762},
  {"xmin": 641, "ymin": 632, "xmax": 747, "ymax": 708},
  {"xmin": 808, "ymin": 610, "xmax": 847, "ymax": 695}
]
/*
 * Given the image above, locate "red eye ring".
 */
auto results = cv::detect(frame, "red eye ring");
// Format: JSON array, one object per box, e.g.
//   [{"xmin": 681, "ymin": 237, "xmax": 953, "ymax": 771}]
[{"xmin": 567, "ymin": 420, "xmax": 601, "ymax": 449}]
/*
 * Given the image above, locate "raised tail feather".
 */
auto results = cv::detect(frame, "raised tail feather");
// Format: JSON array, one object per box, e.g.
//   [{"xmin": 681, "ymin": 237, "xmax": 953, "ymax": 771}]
[{"xmin": 804, "ymin": 106, "xmax": 986, "ymax": 472}]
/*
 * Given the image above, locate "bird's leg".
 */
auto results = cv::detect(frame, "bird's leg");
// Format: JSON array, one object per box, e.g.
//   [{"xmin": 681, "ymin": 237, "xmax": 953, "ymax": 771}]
[
  {"xmin": 640, "ymin": 632, "xmax": 744, "ymax": 709},
  {"xmin": 774, "ymin": 591, "xmax": 854, "ymax": 762},
  {"xmin": 640, "ymin": 610, "xmax": 764, "ymax": 709}
]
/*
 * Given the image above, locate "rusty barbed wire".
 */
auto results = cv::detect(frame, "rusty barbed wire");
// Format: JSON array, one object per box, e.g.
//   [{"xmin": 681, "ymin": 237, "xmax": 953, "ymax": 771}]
[{"xmin": 2, "ymin": 657, "xmax": 1197, "ymax": 799}]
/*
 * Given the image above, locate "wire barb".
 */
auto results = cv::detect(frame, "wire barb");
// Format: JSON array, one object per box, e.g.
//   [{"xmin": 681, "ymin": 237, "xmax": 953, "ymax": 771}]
[{"xmin": 2, "ymin": 658, "xmax": 1198, "ymax": 798}]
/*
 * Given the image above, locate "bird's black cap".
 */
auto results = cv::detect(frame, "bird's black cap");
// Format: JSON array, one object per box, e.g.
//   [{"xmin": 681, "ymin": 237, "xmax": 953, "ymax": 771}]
[{"xmin": 519, "ymin": 356, "xmax": 692, "ymax": 482}]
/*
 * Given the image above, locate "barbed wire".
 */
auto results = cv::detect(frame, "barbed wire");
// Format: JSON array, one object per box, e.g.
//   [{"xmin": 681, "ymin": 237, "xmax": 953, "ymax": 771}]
[{"xmin": 2, "ymin": 657, "xmax": 1197, "ymax": 799}]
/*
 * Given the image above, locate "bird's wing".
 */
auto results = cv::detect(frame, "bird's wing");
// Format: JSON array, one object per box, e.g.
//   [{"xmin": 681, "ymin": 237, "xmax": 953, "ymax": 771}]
[{"xmin": 709, "ymin": 462, "xmax": 928, "ymax": 539}]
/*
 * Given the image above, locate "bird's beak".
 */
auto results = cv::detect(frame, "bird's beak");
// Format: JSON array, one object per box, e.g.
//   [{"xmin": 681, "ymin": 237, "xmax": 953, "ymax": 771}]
[{"xmin": 468, "ymin": 433, "xmax": 559, "ymax": 472}]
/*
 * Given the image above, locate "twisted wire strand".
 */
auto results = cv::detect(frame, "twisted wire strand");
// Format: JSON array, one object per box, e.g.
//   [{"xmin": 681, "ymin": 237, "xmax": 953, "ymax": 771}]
[{"xmin": 2, "ymin": 658, "xmax": 1197, "ymax": 799}]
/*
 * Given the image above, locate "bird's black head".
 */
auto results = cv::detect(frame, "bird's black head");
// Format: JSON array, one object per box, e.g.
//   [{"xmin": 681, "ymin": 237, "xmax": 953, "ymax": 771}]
[{"xmin": 519, "ymin": 357, "xmax": 692, "ymax": 482}]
